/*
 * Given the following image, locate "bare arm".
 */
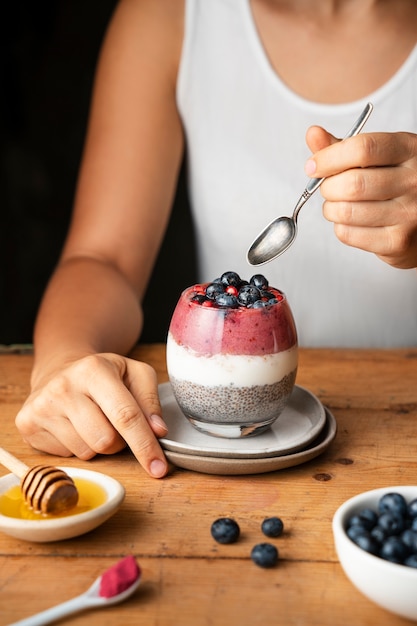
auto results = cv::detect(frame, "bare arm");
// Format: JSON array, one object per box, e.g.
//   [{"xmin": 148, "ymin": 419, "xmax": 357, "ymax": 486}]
[{"xmin": 16, "ymin": 0, "xmax": 185, "ymax": 478}]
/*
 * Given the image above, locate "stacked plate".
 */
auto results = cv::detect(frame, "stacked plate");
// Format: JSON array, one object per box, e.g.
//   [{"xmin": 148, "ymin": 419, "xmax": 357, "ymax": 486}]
[{"xmin": 159, "ymin": 382, "xmax": 337, "ymax": 475}]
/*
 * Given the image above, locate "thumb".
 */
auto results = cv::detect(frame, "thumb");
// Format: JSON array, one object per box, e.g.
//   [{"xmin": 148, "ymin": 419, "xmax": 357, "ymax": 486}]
[{"xmin": 305, "ymin": 125, "xmax": 339, "ymax": 154}]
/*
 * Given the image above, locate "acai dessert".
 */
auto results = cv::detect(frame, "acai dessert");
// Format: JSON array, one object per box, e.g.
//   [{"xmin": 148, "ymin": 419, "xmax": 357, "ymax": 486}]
[{"xmin": 166, "ymin": 271, "xmax": 298, "ymax": 438}]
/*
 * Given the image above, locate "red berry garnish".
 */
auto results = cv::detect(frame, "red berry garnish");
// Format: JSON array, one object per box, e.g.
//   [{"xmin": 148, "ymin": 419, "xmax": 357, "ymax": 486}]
[{"xmin": 226, "ymin": 285, "xmax": 238, "ymax": 297}]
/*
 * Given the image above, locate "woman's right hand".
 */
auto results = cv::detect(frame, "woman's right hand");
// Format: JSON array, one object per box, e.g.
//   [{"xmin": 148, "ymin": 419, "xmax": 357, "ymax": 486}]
[{"xmin": 15, "ymin": 352, "xmax": 170, "ymax": 478}]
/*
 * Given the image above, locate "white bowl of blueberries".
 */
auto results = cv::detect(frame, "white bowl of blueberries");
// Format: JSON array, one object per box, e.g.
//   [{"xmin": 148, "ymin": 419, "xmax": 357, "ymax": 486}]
[{"xmin": 333, "ymin": 486, "xmax": 417, "ymax": 620}]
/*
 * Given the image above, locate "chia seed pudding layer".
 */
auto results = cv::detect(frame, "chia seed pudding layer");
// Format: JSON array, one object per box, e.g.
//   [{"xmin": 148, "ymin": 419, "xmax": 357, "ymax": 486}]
[{"xmin": 170, "ymin": 369, "xmax": 297, "ymax": 424}]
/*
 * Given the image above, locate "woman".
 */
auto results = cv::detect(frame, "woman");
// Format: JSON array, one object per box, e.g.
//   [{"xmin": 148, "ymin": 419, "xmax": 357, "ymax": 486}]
[{"xmin": 15, "ymin": 0, "xmax": 417, "ymax": 478}]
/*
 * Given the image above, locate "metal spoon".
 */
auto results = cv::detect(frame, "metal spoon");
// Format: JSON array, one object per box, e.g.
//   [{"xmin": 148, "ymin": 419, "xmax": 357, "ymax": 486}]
[{"xmin": 247, "ymin": 102, "xmax": 374, "ymax": 266}]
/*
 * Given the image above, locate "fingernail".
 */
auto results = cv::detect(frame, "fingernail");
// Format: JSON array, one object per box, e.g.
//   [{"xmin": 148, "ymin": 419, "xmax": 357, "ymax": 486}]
[
  {"xmin": 150, "ymin": 414, "xmax": 168, "ymax": 433},
  {"xmin": 150, "ymin": 459, "xmax": 167, "ymax": 478},
  {"xmin": 305, "ymin": 159, "xmax": 316, "ymax": 176}
]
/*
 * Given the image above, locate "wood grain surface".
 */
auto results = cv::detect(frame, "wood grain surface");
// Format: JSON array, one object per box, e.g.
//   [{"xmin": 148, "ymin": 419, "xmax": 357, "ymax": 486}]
[{"xmin": 1, "ymin": 346, "xmax": 416, "ymax": 625}]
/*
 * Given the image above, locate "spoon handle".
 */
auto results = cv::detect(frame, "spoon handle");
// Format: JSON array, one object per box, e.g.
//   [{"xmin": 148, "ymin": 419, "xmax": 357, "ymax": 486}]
[
  {"xmin": 0, "ymin": 446, "xmax": 29, "ymax": 478},
  {"xmin": 8, "ymin": 591, "xmax": 101, "ymax": 626},
  {"xmin": 305, "ymin": 102, "xmax": 374, "ymax": 196}
]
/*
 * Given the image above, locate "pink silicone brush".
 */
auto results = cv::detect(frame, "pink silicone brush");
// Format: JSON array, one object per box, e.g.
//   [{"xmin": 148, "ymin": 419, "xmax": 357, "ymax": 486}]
[{"xmin": 10, "ymin": 556, "xmax": 141, "ymax": 626}]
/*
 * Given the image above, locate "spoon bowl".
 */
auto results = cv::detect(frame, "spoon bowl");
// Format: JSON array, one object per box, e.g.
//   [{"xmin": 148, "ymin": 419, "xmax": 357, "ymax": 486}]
[
  {"xmin": 0, "ymin": 467, "xmax": 125, "ymax": 542},
  {"xmin": 247, "ymin": 102, "xmax": 374, "ymax": 266}
]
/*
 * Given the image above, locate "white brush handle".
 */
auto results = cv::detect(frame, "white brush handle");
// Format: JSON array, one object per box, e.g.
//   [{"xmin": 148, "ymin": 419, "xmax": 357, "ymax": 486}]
[{"xmin": 0, "ymin": 446, "xmax": 28, "ymax": 478}]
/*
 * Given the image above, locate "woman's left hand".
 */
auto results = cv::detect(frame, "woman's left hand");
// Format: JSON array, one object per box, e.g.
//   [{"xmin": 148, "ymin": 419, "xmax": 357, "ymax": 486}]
[{"xmin": 305, "ymin": 127, "xmax": 417, "ymax": 269}]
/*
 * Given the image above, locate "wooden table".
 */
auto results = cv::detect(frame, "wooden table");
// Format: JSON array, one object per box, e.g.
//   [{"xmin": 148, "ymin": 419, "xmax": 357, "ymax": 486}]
[{"xmin": 1, "ymin": 345, "xmax": 417, "ymax": 625}]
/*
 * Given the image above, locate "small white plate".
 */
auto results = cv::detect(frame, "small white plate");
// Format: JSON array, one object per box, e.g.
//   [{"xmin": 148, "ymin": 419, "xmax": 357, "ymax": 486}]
[
  {"xmin": 159, "ymin": 382, "xmax": 326, "ymax": 459},
  {"xmin": 165, "ymin": 409, "xmax": 337, "ymax": 475},
  {"xmin": 0, "ymin": 467, "xmax": 125, "ymax": 543}
]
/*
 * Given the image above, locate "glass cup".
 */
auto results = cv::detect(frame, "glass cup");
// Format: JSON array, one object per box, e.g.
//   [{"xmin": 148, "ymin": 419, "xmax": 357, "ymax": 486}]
[{"xmin": 166, "ymin": 280, "xmax": 298, "ymax": 438}]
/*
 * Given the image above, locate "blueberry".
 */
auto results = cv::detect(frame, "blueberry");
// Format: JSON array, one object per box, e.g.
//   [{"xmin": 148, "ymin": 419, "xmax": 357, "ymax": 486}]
[
  {"xmin": 401, "ymin": 529, "xmax": 417, "ymax": 552},
  {"xmin": 404, "ymin": 554, "xmax": 417, "ymax": 568},
  {"xmin": 380, "ymin": 536, "xmax": 409, "ymax": 563},
  {"xmin": 260, "ymin": 289, "xmax": 275, "ymax": 300},
  {"xmin": 377, "ymin": 512, "xmax": 406, "ymax": 536},
  {"xmin": 191, "ymin": 294, "xmax": 208, "ymax": 305},
  {"xmin": 238, "ymin": 284, "xmax": 261, "ymax": 306},
  {"xmin": 261, "ymin": 517, "xmax": 284, "ymax": 538},
  {"xmin": 250, "ymin": 300, "xmax": 267, "ymax": 309},
  {"xmin": 250, "ymin": 274, "xmax": 269, "ymax": 290},
  {"xmin": 347, "ymin": 525, "xmax": 369, "ymax": 542},
  {"xmin": 348, "ymin": 508, "xmax": 377, "ymax": 531},
  {"xmin": 378, "ymin": 492, "xmax": 408, "ymax": 517},
  {"xmin": 220, "ymin": 271, "xmax": 241, "ymax": 287},
  {"xmin": 215, "ymin": 293, "xmax": 239, "ymax": 308},
  {"xmin": 210, "ymin": 518, "xmax": 240, "ymax": 544},
  {"xmin": 408, "ymin": 498, "xmax": 417, "ymax": 519},
  {"xmin": 350, "ymin": 532, "xmax": 379, "ymax": 555},
  {"xmin": 370, "ymin": 525, "xmax": 387, "ymax": 545},
  {"xmin": 205, "ymin": 282, "xmax": 225, "ymax": 299},
  {"xmin": 251, "ymin": 543, "xmax": 279, "ymax": 568}
]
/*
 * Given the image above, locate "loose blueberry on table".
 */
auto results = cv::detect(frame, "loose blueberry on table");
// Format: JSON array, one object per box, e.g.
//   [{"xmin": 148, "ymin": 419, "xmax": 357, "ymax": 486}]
[
  {"xmin": 211, "ymin": 518, "xmax": 240, "ymax": 544},
  {"xmin": 345, "ymin": 492, "xmax": 417, "ymax": 567},
  {"xmin": 250, "ymin": 543, "xmax": 279, "ymax": 568},
  {"xmin": 261, "ymin": 517, "xmax": 284, "ymax": 538}
]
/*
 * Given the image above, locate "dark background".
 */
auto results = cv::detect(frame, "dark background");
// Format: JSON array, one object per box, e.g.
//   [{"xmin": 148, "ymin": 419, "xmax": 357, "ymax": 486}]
[{"xmin": 1, "ymin": 1, "xmax": 196, "ymax": 346}]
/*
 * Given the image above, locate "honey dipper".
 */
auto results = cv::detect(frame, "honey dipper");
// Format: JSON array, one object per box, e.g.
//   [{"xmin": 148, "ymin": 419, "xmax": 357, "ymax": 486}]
[{"xmin": 0, "ymin": 446, "xmax": 79, "ymax": 515}]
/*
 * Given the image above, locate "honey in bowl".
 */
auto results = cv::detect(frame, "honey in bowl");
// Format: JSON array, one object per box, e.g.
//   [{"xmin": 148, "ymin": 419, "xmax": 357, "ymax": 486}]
[{"xmin": 0, "ymin": 478, "xmax": 107, "ymax": 520}]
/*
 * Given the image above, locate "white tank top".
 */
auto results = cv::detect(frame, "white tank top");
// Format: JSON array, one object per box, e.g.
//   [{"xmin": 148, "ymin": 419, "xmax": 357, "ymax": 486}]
[{"xmin": 176, "ymin": 0, "xmax": 417, "ymax": 347}]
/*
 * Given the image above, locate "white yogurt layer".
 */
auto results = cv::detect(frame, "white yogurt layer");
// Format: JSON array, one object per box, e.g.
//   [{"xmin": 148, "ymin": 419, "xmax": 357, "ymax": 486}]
[{"xmin": 166, "ymin": 333, "xmax": 298, "ymax": 386}]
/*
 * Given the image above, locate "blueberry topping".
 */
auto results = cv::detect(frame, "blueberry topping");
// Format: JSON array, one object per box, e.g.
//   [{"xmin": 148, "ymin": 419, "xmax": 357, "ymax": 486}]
[
  {"xmin": 206, "ymin": 282, "xmax": 225, "ymax": 300},
  {"xmin": 215, "ymin": 293, "xmax": 239, "ymax": 308},
  {"xmin": 251, "ymin": 543, "xmax": 279, "ymax": 568},
  {"xmin": 238, "ymin": 284, "xmax": 261, "ymax": 306},
  {"xmin": 190, "ymin": 272, "xmax": 283, "ymax": 310},
  {"xmin": 220, "ymin": 271, "xmax": 241, "ymax": 287},
  {"xmin": 191, "ymin": 294, "xmax": 208, "ymax": 305},
  {"xmin": 250, "ymin": 300, "xmax": 268, "ymax": 308},
  {"xmin": 210, "ymin": 518, "xmax": 240, "ymax": 544},
  {"xmin": 250, "ymin": 274, "xmax": 269, "ymax": 290},
  {"xmin": 261, "ymin": 517, "xmax": 284, "ymax": 538}
]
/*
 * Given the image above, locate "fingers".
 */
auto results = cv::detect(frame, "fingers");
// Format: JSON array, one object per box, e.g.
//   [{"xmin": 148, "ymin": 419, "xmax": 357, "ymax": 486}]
[
  {"xmin": 305, "ymin": 132, "xmax": 416, "ymax": 178},
  {"xmin": 305, "ymin": 125, "xmax": 338, "ymax": 154},
  {"xmin": 16, "ymin": 353, "xmax": 170, "ymax": 479},
  {"xmin": 16, "ymin": 381, "xmax": 127, "ymax": 460},
  {"xmin": 321, "ymin": 165, "xmax": 410, "ymax": 204},
  {"xmin": 303, "ymin": 128, "xmax": 417, "ymax": 268},
  {"xmin": 85, "ymin": 355, "xmax": 169, "ymax": 477}
]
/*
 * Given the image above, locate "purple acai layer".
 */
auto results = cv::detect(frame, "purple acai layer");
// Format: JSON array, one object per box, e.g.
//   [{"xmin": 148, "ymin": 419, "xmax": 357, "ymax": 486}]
[{"xmin": 169, "ymin": 285, "xmax": 297, "ymax": 356}]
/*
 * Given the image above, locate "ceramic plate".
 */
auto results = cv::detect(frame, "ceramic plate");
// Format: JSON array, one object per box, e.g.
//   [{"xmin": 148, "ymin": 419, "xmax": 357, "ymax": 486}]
[
  {"xmin": 159, "ymin": 382, "xmax": 326, "ymax": 459},
  {"xmin": 165, "ymin": 409, "xmax": 337, "ymax": 475}
]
